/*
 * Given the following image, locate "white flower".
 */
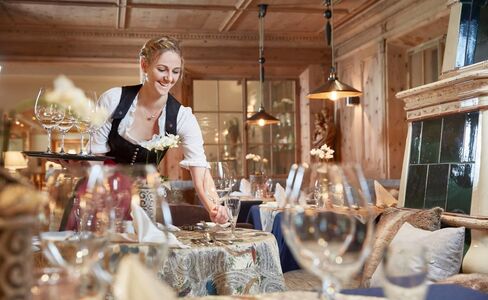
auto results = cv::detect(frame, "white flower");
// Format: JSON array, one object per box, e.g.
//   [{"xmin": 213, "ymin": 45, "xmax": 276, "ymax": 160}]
[
  {"xmin": 310, "ymin": 143, "xmax": 334, "ymax": 160},
  {"xmin": 142, "ymin": 133, "xmax": 180, "ymax": 152},
  {"xmin": 44, "ymin": 75, "xmax": 109, "ymax": 127}
]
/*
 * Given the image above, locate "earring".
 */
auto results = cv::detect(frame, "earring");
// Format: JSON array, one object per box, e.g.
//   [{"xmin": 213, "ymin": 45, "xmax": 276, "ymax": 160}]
[{"xmin": 143, "ymin": 73, "xmax": 148, "ymax": 83}]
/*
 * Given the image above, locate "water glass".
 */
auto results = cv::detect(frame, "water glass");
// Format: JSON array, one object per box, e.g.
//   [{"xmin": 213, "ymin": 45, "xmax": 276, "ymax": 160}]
[
  {"xmin": 225, "ymin": 197, "xmax": 241, "ymax": 238},
  {"xmin": 383, "ymin": 243, "xmax": 428, "ymax": 300}
]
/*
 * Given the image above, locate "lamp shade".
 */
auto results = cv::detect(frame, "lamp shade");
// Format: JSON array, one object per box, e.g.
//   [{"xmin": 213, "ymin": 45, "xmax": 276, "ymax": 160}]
[
  {"xmin": 307, "ymin": 69, "xmax": 362, "ymax": 100},
  {"xmin": 247, "ymin": 107, "xmax": 280, "ymax": 126},
  {"xmin": 4, "ymin": 151, "xmax": 28, "ymax": 170}
]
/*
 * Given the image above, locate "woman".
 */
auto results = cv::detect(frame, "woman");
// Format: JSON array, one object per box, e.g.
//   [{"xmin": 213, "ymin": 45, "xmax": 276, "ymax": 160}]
[{"xmin": 91, "ymin": 36, "xmax": 228, "ymax": 224}]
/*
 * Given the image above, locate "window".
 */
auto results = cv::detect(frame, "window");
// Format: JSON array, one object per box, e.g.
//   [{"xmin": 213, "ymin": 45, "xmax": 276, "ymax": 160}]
[
  {"xmin": 408, "ymin": 39, "xmax": 444, "ymax": 88},
  {"xmin": 193, "ymin": 79, "xmax": 297, "ymax": 177}
]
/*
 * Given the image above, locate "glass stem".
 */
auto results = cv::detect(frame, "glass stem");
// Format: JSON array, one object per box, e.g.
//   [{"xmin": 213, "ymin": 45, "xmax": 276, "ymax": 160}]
[
  {"xmin": 46, "ymin": 128, "xmax": 53, "ymax": 153},
  {"xmin": 80, "ymin": 133, "xmax": 85, "ymax": 155},
  {"xmin": 88, "ymin": 132, "xmax": 93, "ymax": 155},
  {"xmin": 320, "ymin": 277, "xmax": 339, "ymax": 300},
  {"xmin": 59, "ymin": 132, "xmax": 66, "ymax": 154}
]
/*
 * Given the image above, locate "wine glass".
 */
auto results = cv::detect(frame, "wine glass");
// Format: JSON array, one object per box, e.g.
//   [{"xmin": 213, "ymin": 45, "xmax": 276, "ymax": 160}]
[
  {"xmin": 224, "ymin": 197, "xmax": 241, "ymax": 238},
  {"xmin": 85, "ymin": 92, "xmax": 106, "ymax": 156},
  {"xmin": 56, "ymin": 106, "xmax": 76, "ymax": 154},
  {"xmin": 281, "ymin": 163, "xmax": 375, "ymax": 300},
  {"xmin": 34, "ymin": 88, "xmax": 65, "ymax": 153},
  {"xmin": 204, "ymin": 161, "xmax": 235, "ymax": 205},
  {"xmin": 74, "ymin": 115, "xmax": 90, "ymax": 155}
]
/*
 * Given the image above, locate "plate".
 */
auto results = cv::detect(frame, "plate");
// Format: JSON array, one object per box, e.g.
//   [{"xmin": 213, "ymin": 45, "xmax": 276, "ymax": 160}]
[
  {"xmin": 196, "ymin": 222, "xmax": 230, "ymax": 228},
  {"xmin": 22, "ymin": 151, "xmax": 114, "ymax": 162}
]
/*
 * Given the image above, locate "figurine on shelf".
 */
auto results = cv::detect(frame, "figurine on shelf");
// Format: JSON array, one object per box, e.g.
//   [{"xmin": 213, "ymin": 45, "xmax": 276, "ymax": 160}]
[{"xmin": 312, "ymin": 107, "xmax": 336, "ymax": 151}]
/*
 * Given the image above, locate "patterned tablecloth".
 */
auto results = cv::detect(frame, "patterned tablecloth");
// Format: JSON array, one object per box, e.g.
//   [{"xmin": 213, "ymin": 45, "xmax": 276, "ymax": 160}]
[
  {"xmin": 167, "ymin": 228, "xmax": 285, "ymax": 297},
  {"xmin": 114, "ymin": 228, "xmax": 286, "ymax": 297}
]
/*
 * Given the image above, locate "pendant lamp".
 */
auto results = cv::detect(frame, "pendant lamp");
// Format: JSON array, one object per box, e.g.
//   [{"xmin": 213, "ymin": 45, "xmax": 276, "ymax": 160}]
[
  {"xmin": 307, "ymin": 0, "xmax": 362, "ymax": 101},
  {"xmin": 247, "ymin": 4, "xmax": 279, "ymax": 126}
]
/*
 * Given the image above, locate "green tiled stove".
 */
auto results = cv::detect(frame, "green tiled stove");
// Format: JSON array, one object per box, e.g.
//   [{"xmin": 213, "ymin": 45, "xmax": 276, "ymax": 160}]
[{"xmin": 396, "ymin": 0, "xmax": 488, "ymax": 274}]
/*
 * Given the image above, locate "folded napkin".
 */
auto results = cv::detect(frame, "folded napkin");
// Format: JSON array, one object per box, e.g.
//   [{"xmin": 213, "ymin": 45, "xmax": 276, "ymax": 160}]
[
  {"xmin": 230, "ymin": 178, "xmax": 252, "ymax": 197},
  {"xmin": 113, "ymin": 255, "xmax": 176, "ymax": 300},
  {"xmin": 374, "ymin": 180, "xmax": 398, "ymax": 208},
  {"xmin": 111, "ymin": 203, "xmax": 189, "ymax": 248},
  {"xmin": 274, "ymin": 183, "xmax": 286, "ymax": 208}
]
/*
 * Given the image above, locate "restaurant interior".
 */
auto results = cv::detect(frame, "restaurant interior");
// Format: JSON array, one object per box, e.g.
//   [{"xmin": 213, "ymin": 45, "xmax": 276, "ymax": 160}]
[{"xmin": 1, "ymin": 0, "xmax": 488, "ymax": 299}]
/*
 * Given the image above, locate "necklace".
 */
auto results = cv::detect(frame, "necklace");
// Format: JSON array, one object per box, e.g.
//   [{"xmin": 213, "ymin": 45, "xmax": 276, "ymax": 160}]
[{"xmin": 142, "ymin": 107, "xmax": 163, "ymax": 121}]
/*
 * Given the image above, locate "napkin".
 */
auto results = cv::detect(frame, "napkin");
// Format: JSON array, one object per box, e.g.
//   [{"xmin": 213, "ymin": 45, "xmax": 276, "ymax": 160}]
[
  {"xmin": 230, "ymin": 178, "xmax": 252, "ymax": 197},
  {"xmin": 113, "ymin": 255, "xmax": 176, "ymax": 300},
  {"xmin": 274, "ymin": 183, "xmax": 286, "ymax": 208},
  {"xmin": 112, "ymin": 203, "xmax": 189, "ymax": 248},
  {"xmin": 374, "ymin": 180, "xmax": 398, "ymax": 208}
]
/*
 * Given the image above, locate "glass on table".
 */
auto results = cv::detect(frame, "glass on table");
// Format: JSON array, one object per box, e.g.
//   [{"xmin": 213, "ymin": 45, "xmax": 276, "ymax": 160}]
[
  {"xmin": 34, "ymin": 88, "xmax": 65, "ymax": 154},
  {"xmin": 224, "ymin": 197, "xmax": 241, "ymax": 238},
  {"xmin": 382, "ymin": 243, "xmax": 428, "ymax": 300},
  {"xmin": 281, "ymin": 163, "xmax": 375, "ymax": 300},
  {"xmin": 204, "ymin": 161, "xmax": 235, "ymax": 205}
]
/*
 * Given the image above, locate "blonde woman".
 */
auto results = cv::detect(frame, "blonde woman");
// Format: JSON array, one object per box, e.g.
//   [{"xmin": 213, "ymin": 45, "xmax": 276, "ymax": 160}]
[{"xmin": 91, "ymin": 36, "xmax": 227, "ymax": 224}]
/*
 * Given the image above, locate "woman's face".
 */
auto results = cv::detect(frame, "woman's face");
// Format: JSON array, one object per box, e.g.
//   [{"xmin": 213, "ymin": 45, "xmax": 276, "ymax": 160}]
[{"xmin": 142, "ymin": 50, "xmax": 182, "ymax": 96}]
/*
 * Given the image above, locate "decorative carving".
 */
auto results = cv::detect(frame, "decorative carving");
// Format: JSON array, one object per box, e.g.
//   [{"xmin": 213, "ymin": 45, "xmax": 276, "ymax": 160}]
[{"xmin": 312, "ymin": 107, "xmax": 336, "ymax": 150}]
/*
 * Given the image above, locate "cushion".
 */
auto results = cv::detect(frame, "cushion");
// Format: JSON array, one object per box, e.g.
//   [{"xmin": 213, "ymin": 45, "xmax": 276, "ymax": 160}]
[
  {"xmin": 369, "ymin": 222, "xmax": 465, "ymax": 287},
  {"xmin": 361, "ymin": 207, "xmax": 443, "ymax": 287}
]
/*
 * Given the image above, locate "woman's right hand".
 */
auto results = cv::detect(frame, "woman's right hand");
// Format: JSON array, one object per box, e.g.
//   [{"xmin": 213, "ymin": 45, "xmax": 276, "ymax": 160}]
[{"xmin": 210, "ymin": 205, "xmax": 229, "ymax": 224}]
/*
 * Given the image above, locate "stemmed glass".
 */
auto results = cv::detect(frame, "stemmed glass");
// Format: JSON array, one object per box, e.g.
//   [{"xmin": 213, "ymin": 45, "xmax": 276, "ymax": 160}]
[
  {"xmin": 224, "ymin": 197, "xmax": 241, "ymax": 238},
  {"xmin": 56, "ymin": 106, "xmax": 76, "ymax": 154},
  {"xmin": 281, "ymin": 163, "xmax": 375, "ymax": 300},
  {"xmin": 34, "ymin": 88, "xmax": 65, "ymax": 153},
  {"xmin": 204, "ymin": 161, "xmax": 235, "ymax": 205},
  {"xmin": 74, "ymin": 116, "xmax": 90, "ymax": 155},
  {"xmin": 86, "ymin": 93, "xmax": 102, "ymax": 156}
]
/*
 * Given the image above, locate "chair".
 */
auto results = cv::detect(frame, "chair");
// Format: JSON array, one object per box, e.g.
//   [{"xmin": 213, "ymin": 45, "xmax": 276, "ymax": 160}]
[{"xmin": 169, "ymin": 204, "xmax": 211, "ymax": 226}]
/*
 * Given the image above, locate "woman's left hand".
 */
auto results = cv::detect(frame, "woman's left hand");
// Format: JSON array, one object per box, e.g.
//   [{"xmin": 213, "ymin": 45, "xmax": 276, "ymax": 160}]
[{"xmin": 210, "ymin": 205, "xmax": 229, "ymax": 224}]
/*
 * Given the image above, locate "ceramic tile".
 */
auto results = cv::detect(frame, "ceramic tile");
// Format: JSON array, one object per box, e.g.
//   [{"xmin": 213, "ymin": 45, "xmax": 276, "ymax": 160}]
[
  {"xmin": 463, "ymin": 112, "xmax": 479, "ymax": 162},
  {"xmin": 446, "ymin": 163, "xmax": 474, "ymax": 214},
  {"xmin": 410, "ymin": 121, "xmax": 422, "ymax": 164},
  {"xmin": 424, "ymin": 164, "xmax": 449, "ymax": 209},
  {"xmin": 419, "ymin": 118, "xmax": 442, "ymax": 164},
  {"xmin": 405, "ymin": 165, "xmax": 427, "ymax": 209},
  {"xmin": 440, "ymin": 113, "xmax": 465, "ymax": 163}
]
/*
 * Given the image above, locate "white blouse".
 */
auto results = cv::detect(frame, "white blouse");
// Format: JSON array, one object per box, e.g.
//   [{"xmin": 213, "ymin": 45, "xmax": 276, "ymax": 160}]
[{"xmin": 91, "ymin": 87, "xmax": 208, "ymax": 169}]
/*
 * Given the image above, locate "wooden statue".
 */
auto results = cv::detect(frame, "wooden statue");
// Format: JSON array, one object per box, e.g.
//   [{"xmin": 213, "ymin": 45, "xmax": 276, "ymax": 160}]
[{"xmin": 312, "ymin": 107, "xmax": 336, "ymax": 150}]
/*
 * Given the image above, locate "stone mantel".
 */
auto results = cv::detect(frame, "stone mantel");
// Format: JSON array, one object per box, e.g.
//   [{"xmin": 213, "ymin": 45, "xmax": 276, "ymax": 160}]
[{"xmin": 396, "ymin": 66, "xmax": 488, "ymax": 121}]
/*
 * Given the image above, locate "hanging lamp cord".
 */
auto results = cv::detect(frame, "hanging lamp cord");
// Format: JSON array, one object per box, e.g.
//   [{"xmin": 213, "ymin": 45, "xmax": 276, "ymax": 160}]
[
  {"xmin": 324, "ymin": 0, "xmax": 336, "ymax": 75},
  {"xmin": 258, "ymin": 4, "xmax": 267, "ymax": 110}
]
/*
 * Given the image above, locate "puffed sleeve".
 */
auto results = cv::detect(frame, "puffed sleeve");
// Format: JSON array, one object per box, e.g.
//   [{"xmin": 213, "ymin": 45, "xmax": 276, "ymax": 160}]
[
  {"xmin": 176, "ymin": 106, "xmax": 209, "ymax": 169},
  {"xmin": 90, "ymin": 87, "xmax": 122, "ymax": 154}
]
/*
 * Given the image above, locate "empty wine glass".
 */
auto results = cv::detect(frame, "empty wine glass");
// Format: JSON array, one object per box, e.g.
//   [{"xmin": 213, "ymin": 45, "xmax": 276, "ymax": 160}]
[
  {"xmin": 57, "ymin": 106, "xmax": 76, "ymax": 154},
  {"xmin": 34, "ymin": 88, "xmax": 65, "ymax": 153},
  {"xmin": 204, "ymin": 161, "xmax": 235, "ymax": 205},
  {"xmin": 74, "ymin": 115, "xmax": 90, "ymax": 155},
  {"xmin": 224, "ymin": 197, "xmax": 241, "ymax": 238},
  {"xmin": 282, "ymin": 163, "xmax": 375, "ymax": 300},
  {"xmin": 85, "ymin": 92, "xmax": 107, "ymax": 156}
]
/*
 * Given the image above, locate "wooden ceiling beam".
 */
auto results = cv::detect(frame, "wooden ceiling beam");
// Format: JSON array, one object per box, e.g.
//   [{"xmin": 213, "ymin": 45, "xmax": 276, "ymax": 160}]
[
  {"xmin": 117, "ymin": 0, "xmax": 127, "ymax": 29},
  {"xmin": 218, "ymin": 0, "xmax": 253, "ymax": 32}
]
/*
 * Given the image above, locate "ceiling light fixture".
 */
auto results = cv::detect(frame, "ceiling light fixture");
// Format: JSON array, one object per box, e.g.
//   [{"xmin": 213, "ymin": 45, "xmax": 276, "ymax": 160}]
[
  {"xmin": 246, "ymin": 4, "xmax": 279, "ymax": 126},
  {"xmin": 307, "ymin": 0, "xmax": 362, "ymax": 101}
]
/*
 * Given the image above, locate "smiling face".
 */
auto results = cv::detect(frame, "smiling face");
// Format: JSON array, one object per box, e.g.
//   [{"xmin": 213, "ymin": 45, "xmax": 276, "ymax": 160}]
[{"xmin": 141, "ymin": 50, "xmax": 182, "ymax": 96}]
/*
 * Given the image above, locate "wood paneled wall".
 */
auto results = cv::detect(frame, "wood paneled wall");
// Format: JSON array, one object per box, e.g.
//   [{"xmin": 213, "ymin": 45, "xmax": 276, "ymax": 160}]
[{"xmin": 301, "ymin": 0, "xmax": 449, "ymax": 180}]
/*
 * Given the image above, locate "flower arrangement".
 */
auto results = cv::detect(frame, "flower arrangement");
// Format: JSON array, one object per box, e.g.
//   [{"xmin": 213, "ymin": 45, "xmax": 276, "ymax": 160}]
[
  {"xmin": 141, "ymin": 133, "xmax": 180, "ymax": 165},
  {"xmin": 44, "ymin": 75, "xmax": 109, "ymax": 127},
  {"xmin": 246, "ymin": 153, "xmax": 268, "ymax": 175},
  {"xmin": 310, "ymin": 143, "xmax": 334, "ymax": 161}
]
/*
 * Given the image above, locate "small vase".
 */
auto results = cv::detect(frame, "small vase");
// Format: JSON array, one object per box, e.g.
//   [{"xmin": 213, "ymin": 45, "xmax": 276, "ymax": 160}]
[
  {"xmin": 0, "ymin": 215, "xmax": 36, "ymax": 299},
  {"xmin": 249, "ymin": 174, "xmax": 266, "ymax": 199}
]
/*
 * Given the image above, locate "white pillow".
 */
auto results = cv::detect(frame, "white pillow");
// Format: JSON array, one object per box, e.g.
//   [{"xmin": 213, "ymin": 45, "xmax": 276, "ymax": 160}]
[{"xmin": 370, "ymin": 222, "xmax": 465, "ymax": 287}]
